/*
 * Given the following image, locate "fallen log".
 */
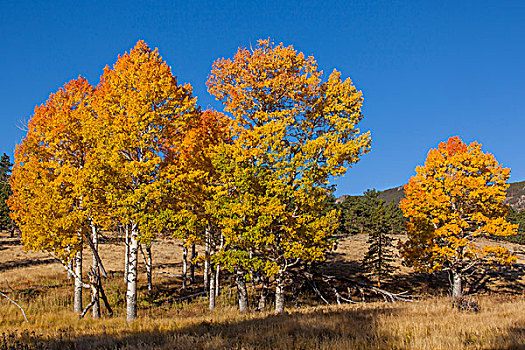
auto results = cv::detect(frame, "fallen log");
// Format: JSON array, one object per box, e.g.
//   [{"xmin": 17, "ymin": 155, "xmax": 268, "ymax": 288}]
[{"xmin": 164, "ymin": 291, "xmax": 207, "ymax": 304}]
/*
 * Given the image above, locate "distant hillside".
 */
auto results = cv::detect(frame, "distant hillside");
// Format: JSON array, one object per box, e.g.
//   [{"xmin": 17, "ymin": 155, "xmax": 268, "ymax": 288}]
[
  {"xmin": 377, "ymin": 185, "xmax": 405, "ymax": 205},
  {"xmin": 505, "ymin": 181, "xmax": 525, "ymax": 210},
  {"xmin": 338, "ymin": 180, "xmax": 525, "ymax": 211}
]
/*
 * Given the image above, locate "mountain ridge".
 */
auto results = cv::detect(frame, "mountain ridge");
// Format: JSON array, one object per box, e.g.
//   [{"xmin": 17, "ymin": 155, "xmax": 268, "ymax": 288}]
[{"xmin": 337, "ymin": 180, "xmax": 525, "ymax": 211}]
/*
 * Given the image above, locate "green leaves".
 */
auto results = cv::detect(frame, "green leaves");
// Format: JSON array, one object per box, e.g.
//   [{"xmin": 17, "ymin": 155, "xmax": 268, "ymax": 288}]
[{"xmin": 206, "ymin": 40, "xmax": 371, "ymax": 278}]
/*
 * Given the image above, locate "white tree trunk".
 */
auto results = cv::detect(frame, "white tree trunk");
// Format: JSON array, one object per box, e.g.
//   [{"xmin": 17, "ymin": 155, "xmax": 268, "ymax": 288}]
[
  {"xmin": 190, "ymin": 244, "xmax": 196, "ymax": 284},
  {"xmin": 275, "ymin": 273, "xmax": 285, "ymax": 314},
  {"xmin": 215, "ymin": 264, "xmax": 220, "ymax": 298},
  {"xmin": 258, "ymin": 278, "xmax": 268, "ymax": 311},
  {"xmin": 209, "ymin": 264, "xmax": 216, "ymax": 310},
  {"xmin": 452, "ymin": 270, "xmax": 463, "ymax": 299},
  {"xmin": 204, "ymin": 228, "xmax": 210, "ymax": 290},
  {"xmin": 91, "ymin": 223, "xmax": 100, "ymax": 319},
  {"xmin": 182, "ymin": 246, "xmax": 188, "ymax": 289},
  {"xmin": 126, "ymin": 223, "xmax": 139, "ymax": 321},
  {"xmin": 236, "ymin": 271, "xmax": 248, "ymax": 312},
  {"xmin": 215, "ymin": 232, "xmax": 223, "ymax": 297},
  {"xmin": 74, "ymin": 247, "xmax": 83, "ymax": 313},
  {"xmin": 145, "ymin": 243, "xmax": 152, "ymax": 292},
  {"xmin": 124, "ymin": 225, "xmax": 129, "ymax": 283}
]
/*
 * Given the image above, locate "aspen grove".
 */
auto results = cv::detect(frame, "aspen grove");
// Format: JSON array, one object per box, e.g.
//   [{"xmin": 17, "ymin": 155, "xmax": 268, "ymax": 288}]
[
  {"xmin": 7, "ymin": 40, "xmax": 518, "ymax": 323},
  {"xmin": 9, "ymin": 40, "xmax": 371, "ymax": 320}
]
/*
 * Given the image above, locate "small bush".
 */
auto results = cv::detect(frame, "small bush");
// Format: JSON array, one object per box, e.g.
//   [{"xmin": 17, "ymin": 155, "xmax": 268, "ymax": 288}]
[{"xmin": 452, "ymin": 296, "xmax": 480, "ymax": 313}]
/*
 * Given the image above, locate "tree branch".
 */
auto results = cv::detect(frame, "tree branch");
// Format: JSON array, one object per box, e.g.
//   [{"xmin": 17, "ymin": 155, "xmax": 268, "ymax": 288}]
[
  {"xmin": 0, "ymin": 290, "xmax": 28, "ymax": 323},
  {"xmin": 55, "ymin": 257, "xmax": 91, "ymax": 289}
]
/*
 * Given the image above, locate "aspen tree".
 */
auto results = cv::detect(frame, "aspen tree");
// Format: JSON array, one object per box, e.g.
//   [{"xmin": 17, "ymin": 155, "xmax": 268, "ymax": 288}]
[
  {"xmin": 89, "ymin": 41, "xmax": 198, "ymax": 320},
  {"xmin": 400, "ymin": 136, "xmax": 517, "ymax": 299},
  {"xmin": 9, "ymin": 77, "xmax": 93, "ymax": 314},
  {"xmin": 207, "ymin": 39, "xmax": 371, "ymax": 313}
]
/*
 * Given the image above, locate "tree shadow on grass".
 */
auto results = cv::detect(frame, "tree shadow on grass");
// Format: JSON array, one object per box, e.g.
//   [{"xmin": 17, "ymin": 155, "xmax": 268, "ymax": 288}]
[
  {"xmin": 5, "ymin": 306, "xmax": 401, "ymax": 350},
  {"xmin": 467, "ymin": 262, "xmax": 525, "ymax": 295},
  {"xmin": 0, "ymin": 238, "xmax": 21, "ymax": 247},
  {"xmin": 0, "ymin": 258, "xmax": 56, "ymax": 272},
  {"xmin": 320, "ymin": 251, "xmax": 451, "ymax": 297},
  {"xmin": 323, "ymin": 251, "xmax": 525, "ymax": 297},
  {"xmin": 493, "ymin": 323, "xmax": 525, "ymax": 350}
]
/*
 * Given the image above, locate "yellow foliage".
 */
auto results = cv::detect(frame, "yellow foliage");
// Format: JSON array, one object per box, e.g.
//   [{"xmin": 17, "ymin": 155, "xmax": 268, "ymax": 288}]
[
  {"xmin": 87, "ymin": 40, "xmax": 199, "ymax": 239},
  {"xmin": 9, "ymin": 77, "xmax": 93, "ymax": 260},
  {"xmin": 206, "ymin": 39, "xmax": 371, "ymax": 276},
  {"xmin": 400, "ymin": 136, "xmax": 517, "ymax": 274}
]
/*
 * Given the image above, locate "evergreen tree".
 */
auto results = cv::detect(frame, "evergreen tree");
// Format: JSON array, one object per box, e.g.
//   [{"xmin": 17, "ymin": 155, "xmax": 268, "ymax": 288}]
[
  {"xmin": 338, "ymin": 190, "xmax": 404, "ymax": 237},
  {"xmin": 338, "ymin": 195, "xmax": 369, "ymax": 235},
  {"xmin": 0, "ymin": 153, "xmax": 13, "ymax": 232},
  {"xmin": 361, "ymin": 189, "xmax": 399, "ymax": 287},
  {"xmin": 506, "ymin": 208, "xmax": 525, "ymax": 245}
]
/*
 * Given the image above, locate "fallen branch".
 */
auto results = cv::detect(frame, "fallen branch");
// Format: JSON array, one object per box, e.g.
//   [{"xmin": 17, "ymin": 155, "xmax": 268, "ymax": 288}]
[
  {"xmin": 307, "ymin": 277, "xmax": 330, "ymax": 305},
  {"xmin": 153, "ymin": 271, "xmax": 182, "ymax": 278},
  {"xmin": 83, "ymin": 228, "xmax": 108, "ymax": 278},
  {"xmin": 164, "ymin": 291, "xmax": 207, "ymax": 304},
  {"xmin": 321, "ymin": 274, "xmax": 418, "ymax": 303},
  {"xmin": 79, "ymin": 299, "xmax": 97, "ymax": 319},
  {"xmin": 0, "ymin": 290, "xmax": 28, "ymax": 323},
  {"xmin": 5, "ymin": 280, "xmax": 15, "ymax": 293},
  {"xmin": 301, "ymin": 271, "xmax": 418, "ymax": 304},
  {"xmin": 89, "ymin": 267, "xmax": 113, "ymax": 317}
]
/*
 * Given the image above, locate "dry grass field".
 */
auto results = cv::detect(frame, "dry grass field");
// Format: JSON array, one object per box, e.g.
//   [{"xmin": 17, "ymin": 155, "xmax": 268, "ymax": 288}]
[{"xmin": 1, "ymin": 231, "xmax": 524, "ymax": 349}]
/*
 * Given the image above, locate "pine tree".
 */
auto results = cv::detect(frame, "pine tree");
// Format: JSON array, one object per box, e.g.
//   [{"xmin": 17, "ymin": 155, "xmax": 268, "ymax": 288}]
[
  {"xmin": 0, "ymin": 153, "xmax": 13, "ymax": 232},
  {"xmin": 361, "ymin": 190, "xmax": 399, "ymax": 287},
  {"xmin": 506, "ymin": 208, "xmax": 525, "ymax": 245},
  {"xmin": 338, "ymin": 195, "xmax": 370, "ymax": 235}
]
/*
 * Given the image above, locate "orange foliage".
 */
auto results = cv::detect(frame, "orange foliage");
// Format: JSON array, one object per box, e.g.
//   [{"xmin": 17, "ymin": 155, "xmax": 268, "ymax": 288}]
[
  {"xmin": 9, "ymin": 77, "xmax": 93, "ymax": 260},
  {"xmin": 400, "ymin": 136, "xmax": 517, "ymax": 275}
]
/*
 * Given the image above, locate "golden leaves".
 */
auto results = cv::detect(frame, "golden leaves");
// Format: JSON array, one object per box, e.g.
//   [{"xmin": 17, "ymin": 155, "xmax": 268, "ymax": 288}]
[
  {"xmin": 400, "ymin": 136, "xmax": 517, "ymax": 273},
  {"xmin": 9, "ymin": 77, "xmax": 94, "ymax": 260},
  {"xmin": 206, "ymin": 40, "xmax": 370, "ymax": 274}
]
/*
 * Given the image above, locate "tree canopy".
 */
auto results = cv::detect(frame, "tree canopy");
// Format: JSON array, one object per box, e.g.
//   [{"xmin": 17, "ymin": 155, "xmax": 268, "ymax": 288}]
[
  {"xmin": 400, "ymin": 136, "xmax": 517, "ymax": 298},
  {"xmin": 206, "ymin": 39, "xmax": 371, "ymax": 312}
]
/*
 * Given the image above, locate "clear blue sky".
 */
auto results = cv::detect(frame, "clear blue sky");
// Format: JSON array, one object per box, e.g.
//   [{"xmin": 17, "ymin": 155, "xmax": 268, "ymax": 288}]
[{"xmin": 1, "ymin": 0, "xmax": 524, "ymax": 196}]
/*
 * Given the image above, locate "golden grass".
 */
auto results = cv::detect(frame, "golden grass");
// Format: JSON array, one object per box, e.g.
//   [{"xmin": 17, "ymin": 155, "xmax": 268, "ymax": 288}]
[
  {"xmin": 1, "ymin": 293, "xmax": 524, "ymax": 349},
  {"xmin": 1, "ymin": 232, "xmax": 524, "ymax": 349}
]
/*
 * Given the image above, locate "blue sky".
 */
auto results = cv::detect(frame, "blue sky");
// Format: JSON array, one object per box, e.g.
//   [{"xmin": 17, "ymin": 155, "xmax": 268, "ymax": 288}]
[{"xmin": 1, "ymin": 0, "xmax": 524, "ymax": 195}]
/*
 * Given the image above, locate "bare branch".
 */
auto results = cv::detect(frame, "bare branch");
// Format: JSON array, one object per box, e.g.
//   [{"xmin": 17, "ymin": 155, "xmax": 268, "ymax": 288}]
[
  {"xmin": 78, "ymin": 299, "xmax": 97, "ymax": 319},
  {"xmin": 84, "ymin": 228, "xmax": 108, "ymax": 278},
  {"xmin": 55, "ymin": 257, "xmax": 91, "ymax": 289},
  {"xmin": 0, "ymin": 290, "xmax": 29, "ymax": 323}
]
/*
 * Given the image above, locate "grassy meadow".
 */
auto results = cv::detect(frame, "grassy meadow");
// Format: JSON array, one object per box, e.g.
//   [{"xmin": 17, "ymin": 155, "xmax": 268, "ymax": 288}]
[{"xmin": 1, "ymin": 231, "xmax": 524, "ymax": 349}]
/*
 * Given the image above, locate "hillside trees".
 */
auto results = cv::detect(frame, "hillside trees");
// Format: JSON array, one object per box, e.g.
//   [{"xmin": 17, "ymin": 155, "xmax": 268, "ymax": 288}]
[
  {"xmin": 400, "ymin": 136, "xmax": 517, "ymax": 299},
  {"xmin": 506, "ymin": 208, "xmax": 525, "ymax": 244},
  {"xmin": 88, "ymin": 41, "xmax": 200, "ymax": 321},
  {"xmin": 338, "ymin": 192, "xmax": 404, "ymax": 237},
  {"xmin": 207, "ymin": 39, "xmax": 371, "ymax": 313},
  {"xmin": 337, "ymin": 195, "xmax": 369, "ymax": 235}
]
